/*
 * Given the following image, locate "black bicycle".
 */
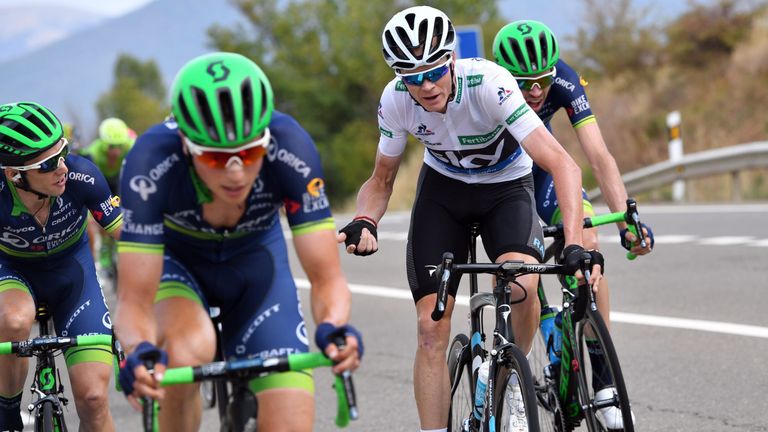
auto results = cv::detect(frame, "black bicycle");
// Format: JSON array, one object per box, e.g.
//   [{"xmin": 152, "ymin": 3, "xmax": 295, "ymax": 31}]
[
  {"xmin": 0, "ymin": 305, "xmax": 113, "ymax": 432},
  {"xmin": 141, "ymin": 328, "xmax": 358, "ymax": 432},
  {"xmin": 531, "ymin": 199, "xmax": 645, "ymax": 431},
  {"xmin": 433, "ymin": 224, "xmax": 598, "ymax": 432}
]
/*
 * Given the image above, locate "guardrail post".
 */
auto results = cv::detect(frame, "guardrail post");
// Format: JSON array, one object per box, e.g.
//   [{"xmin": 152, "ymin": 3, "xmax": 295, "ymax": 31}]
[
  {"xmin": 667, "ymin": 111, "xmax": 685, "ymax": 202},
  {"xmin": 731, "ymin": 171, "xmax": 742, "ymax": 202}
]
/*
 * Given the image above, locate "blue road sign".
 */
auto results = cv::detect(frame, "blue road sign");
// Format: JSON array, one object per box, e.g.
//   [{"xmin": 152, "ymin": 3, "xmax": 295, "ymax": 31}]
[{"xmin": 455, "ymin": 25, "xmax": 484, "ymax": 59}]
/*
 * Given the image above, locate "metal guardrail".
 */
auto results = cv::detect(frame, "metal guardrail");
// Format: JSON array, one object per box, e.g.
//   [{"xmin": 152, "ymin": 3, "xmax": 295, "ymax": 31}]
[{"xmin": 588, "ymin": 141, "xmax": 768, "ymax": 201}]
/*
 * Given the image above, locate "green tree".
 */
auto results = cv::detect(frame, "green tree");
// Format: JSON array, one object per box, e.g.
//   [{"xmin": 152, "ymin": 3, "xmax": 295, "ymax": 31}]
[
  {"xmin": 665, "ymin": 0, "xmax": 758, "ymax": 69},
  {"xmin": 208, "ymin": 0, "xmax": 506, "ymax": 203},
  {"xmin": 96, "ymin": 54, "xmax": 168, "ymax": 135}
]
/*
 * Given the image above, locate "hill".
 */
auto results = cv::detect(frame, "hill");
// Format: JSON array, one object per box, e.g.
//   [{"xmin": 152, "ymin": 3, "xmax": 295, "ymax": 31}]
[{"xmin": 0, "ymin": 0, "xmax": 243, "ymax": 139}]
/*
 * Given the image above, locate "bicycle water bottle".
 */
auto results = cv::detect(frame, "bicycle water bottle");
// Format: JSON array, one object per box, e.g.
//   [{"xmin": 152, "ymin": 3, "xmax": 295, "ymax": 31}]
[
  {"xmin": 473, "ymin": 360, "xmax": 490, "ymax": 420},
  {"xmin": 540, "ymin": 306, "xmax": 561, "ymax": 365},
  {"xmin": 551, "ymin": 311, "xmax": 563, "ymax": 365}
]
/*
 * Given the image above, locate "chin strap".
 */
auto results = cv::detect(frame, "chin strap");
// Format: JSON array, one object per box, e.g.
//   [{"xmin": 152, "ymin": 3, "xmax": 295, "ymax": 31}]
[{"xmin": 13, "ymin": 172, "xmax": 50, "ymax": 199}]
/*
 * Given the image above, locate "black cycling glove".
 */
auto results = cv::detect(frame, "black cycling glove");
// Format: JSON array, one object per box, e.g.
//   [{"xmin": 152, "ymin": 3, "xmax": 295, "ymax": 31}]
[
  {"xmin": 562, "ymin": 244, "xmax": 605, "ymax": 276},
  {"xmin": 339, "ymin": 218, "xmax": 378, "ymax": 256}
]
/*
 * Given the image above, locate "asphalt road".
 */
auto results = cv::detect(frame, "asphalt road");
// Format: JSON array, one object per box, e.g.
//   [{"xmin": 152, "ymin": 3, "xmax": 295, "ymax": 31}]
[{"xmin": 16, "ymin": 203, "xmax": 768, "ymax": 431}]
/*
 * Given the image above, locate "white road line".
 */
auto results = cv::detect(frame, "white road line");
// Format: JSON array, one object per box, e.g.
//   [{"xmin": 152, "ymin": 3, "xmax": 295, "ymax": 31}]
[
  {"xmin": 699, "ymin": 236, "xmax": 755, "ymax": 245},
  {"xmin": 295, "ymin": 279, "xmax": 768, "ymax": 339}
]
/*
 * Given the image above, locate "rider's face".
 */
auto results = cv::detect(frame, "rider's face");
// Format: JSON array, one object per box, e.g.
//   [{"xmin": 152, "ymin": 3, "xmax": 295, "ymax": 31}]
[
  {"xmin": 402, "ymin": 56, "xmax": 455, "ymax": 114},
  {"xmin": 188, "ymin": 146, "xmax": 264, "ymax": 206},
  {"xmin": 7, "ymin": 140, "xmax": 69, "ymax": 196}
]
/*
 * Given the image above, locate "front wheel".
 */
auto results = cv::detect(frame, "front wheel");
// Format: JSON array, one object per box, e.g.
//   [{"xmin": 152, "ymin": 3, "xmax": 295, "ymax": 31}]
[
  {"xmin": 493, "ymin": 344, "xmax": 540, "ymax": 431},
  {"xmin": 575, "ymin": 309, "xmax": 634, "ymax": 431},
  {"xmin": 447, "ymin": 333, "xmax": 473, "ymax": 432}
]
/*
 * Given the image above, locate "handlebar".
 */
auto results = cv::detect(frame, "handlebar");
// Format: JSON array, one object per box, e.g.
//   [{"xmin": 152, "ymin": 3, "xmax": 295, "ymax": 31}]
[
  {"xmin": 541, "ymin": 198, "xmax": 646, "ymax": 260},
  {"xmin": 430, "ymin": 252, "xmax": 567, "ymax": 321},
  {"xmin": 0, "ymin": 334, "xmax": 113, "ymax": 356},
  {"xmin": 160, "ymin": 351, "xmax": 357, "ymax": 427}
]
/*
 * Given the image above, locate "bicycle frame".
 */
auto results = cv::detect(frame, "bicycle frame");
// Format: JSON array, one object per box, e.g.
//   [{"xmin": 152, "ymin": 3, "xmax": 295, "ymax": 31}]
[
  {"xmin": 28, "ymin": 307, "xmax": 68, "ymax": 432},
  {"xmin": 536, "ymin": 198, "xmax": 644, "ymax": 428}
]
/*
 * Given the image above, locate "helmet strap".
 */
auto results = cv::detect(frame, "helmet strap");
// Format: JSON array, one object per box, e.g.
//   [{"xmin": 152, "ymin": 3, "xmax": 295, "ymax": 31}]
[{"xmin": 14, "ymin": 172, "xmax": 51, "ymax": 200}]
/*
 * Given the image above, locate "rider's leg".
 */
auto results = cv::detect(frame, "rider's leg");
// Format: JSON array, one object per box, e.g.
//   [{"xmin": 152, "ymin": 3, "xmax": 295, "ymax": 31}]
[
  {"xmin": 414, "ymin": 294, "xmax": 456, "ymax": 430},
  {"xmin": 583, "ymin": 226, "xmax": 610, "ymax": 327},
  {"xmin": 254, "ymin": 386, "xmax": 314, "ymax": 431},
  {"xmin": 69, "ymin": 362, "xmax": 115, "ymax": 432},
  {"xmin": 495, "ymin": 252, "xmax": 541, "ymax": 355},
  {"xmin": 0, "ymin": 287, "xmax": 34, "ymax": 431},
  {"xmin": 582, "ymin": 227, "xmax": 613, "ymax": 391},
  {"xmin": 155, "ymin": 296, "xmax": 217, "ymax": 431}
]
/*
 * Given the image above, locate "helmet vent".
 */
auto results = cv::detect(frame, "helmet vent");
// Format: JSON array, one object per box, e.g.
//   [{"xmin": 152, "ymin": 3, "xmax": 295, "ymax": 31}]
[
  {"xmin": 508, "ymin": 38, "xmax": 528, "ymax": 73},
  {"xmin": 241, "ymin": 78, "xmax": 253, "ymax": 137},
  {"xmin": 176, "ymin": 94, "xmax": 199, "ymax": 136},
  {"xmin": 256, "ymin": 80, "xmax": 269, "ymax": 128},
  {"xmin": 192, "ymin": 86, "xmax": 219, "ymax": 142},
  {"xmin": 217, "ymin": 88, "xmax": 236, "ymax": 141},
  {"xmin": 524, "ymin": 38, "xmax": 537, "ymax": 73},
  {"xmin": 19, "ymin": 107, "xmax": 50, "ymax": 138}
]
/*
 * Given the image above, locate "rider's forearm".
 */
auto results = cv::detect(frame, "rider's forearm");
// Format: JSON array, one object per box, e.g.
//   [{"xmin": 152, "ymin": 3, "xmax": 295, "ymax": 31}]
[
  {"xmin": 354, "ymin": 174, "xmax": 393, "ymax": 223},
  {"xmin": 310, "ymin": 275, "xmax": 352, "ymax": 327},
  {"xmin": 114, "ymin": 298, "xmax": 157, "ymax": 354},
  {"xmin": 552, "ymin": 161, "xmax": 584, "ymax": 246},
  {"xmin": 592, "ymin": 159, "xmax": 629, "ymax": 230}
]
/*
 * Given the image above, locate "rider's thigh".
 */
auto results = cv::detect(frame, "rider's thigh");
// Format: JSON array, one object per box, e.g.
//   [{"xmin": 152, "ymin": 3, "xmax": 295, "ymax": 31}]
[
  {"xmin": 257, "ymin": 387, "xmax": 314, "ymax": 432},
  {"xmin": 0, "ymin": 289, "xmax": 35, "ymax": 337},
  {"xmin": 155, "ymin": 297, "xmax": 216, "ymax": 367}
]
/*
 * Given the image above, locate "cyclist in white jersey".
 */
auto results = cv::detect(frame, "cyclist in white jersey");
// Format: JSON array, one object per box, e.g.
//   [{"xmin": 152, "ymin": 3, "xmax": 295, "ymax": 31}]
[{"xmin": 337, "ymin": 6, "xmax": 603, "ymax": 432}]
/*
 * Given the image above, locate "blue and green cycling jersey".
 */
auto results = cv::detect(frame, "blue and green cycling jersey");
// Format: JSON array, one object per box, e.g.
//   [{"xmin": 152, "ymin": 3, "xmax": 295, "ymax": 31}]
[
  {"xmin": 532, "ymin": 59, "xmax": 596, "ymax": 224},
  {"xmin": 118, "ymin": 110, "xmax": 334, "ymax": 254},
  {"xmin": 0, "ymin": 155, "xmax": 123, "ymax": 260}
]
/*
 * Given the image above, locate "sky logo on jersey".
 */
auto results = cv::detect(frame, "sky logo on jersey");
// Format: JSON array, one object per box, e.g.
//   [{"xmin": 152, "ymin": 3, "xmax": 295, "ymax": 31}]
[
  {"xmin": 497, "ymin": 87, "xmax": 513, "ymax": 105},
  {"xmin": 415, "ymin": 123, "xmax": 435, "ymax": 136},
  {"xmin": 378, "ymin": 102, "xmax": 384, "ymax": 119}
]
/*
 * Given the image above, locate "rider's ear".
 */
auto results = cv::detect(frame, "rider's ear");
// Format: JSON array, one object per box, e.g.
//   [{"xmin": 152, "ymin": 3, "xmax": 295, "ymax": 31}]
[{"xmin": 11, "ymin": 171, "xmax": 21, "ymax": 182}]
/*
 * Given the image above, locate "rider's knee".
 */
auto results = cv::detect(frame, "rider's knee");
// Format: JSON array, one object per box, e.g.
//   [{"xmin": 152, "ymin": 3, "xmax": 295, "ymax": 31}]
[
  {"xmin": 164, "ymin": 334, "xmax": 215, "ymax": 367},
  {"xmin": 416, "ymin": 314, "xmax": 450, "ymax": 353},
  {"xmin": 0, "ymin": 305, "xmax": 34, "ymax": 337},
  {"xmin": 75, "ymin": 385, "xmax": 109, "ymax": 415}
]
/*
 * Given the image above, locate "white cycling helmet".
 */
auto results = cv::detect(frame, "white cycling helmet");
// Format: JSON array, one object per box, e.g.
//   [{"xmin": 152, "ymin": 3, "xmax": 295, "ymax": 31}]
[{"xmin": 382, "ymin": 6, "xmax": 456, "ymax": 74}]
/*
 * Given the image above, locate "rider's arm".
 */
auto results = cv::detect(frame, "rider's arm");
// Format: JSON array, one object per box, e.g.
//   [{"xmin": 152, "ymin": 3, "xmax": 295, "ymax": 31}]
[
  {"xmin": 575, "ymin": 121, "xmax": 628, "ymax": 230},
  {"xmin": 294, "ymin": 229, "xmax": 351, "ymax": 326},
  {"xmin": 115, "ymin": 251, "xmax": 162, "ymax": 352},
  {"xmin": 353, "ymin": 150, "xmax": 403, "ymax": 222},
  {"xmin": 521, "ymin": 126, "xmax": 583, "ymax": 247}
]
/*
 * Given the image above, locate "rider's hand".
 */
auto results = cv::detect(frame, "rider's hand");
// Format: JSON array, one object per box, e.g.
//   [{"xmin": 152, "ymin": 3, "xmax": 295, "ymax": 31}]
[
  {"xmin": 562, "ymin": 244, "xmax": 604, "ymax": 288},
  {"xmin": 337, "ymin": 217, "xmax": 378, "ymax": 256},
  {"xmin": 118, "ymin": 341, "xmax": 168, "ymax": 411},
  {"xmin": 315, "ymin": 322, "xmax": 363, "ymax": 374},
  {"xmin": 620, "ymin": 223, "xmax": 654, "ymax": 256}
]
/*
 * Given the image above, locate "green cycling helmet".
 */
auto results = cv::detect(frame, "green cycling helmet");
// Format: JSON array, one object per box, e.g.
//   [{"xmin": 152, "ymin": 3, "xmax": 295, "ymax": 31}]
[
  {"xmin": 170, "ymin": 52, "xmax": 274, "ymax": 148},
  {"xmin": 99, "ymin": 117, "xmax": 132, "ymax": 145},
  {"xmin": 493, "ymin": 20, "xmax": 559, "ymax": 76},
  {"xmin": 0, "ymin": 101, "xmax": 63, "ymax": 167}
]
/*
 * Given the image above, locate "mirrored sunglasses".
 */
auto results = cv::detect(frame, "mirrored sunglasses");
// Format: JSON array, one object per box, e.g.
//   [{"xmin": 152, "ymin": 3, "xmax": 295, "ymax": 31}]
[
  {"xmin": 399, "ymin": 57, "xmax": 452, "ymax": 87},
  {"xmin": 516, "ymin": 67, "xmax": 557, "ymax": 91},
  {"xmin": 9, "ymin": 138, "xmax": 70, "ymax": 173},
  {"xmin": 183, "ymin": 130, "xmax": 270, "ymax": 170}
]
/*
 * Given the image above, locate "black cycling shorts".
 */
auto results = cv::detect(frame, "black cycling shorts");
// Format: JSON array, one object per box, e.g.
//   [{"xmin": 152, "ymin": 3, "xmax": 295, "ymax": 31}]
[{"xmin": 406, "ymin": 164, "xmax": 545, "ymax": 303}]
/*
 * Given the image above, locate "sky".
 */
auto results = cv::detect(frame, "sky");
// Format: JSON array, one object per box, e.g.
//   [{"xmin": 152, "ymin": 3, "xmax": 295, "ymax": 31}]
[{"xmin": 1, "ymin": 0, "xmax": 154, "ymax": 16}]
